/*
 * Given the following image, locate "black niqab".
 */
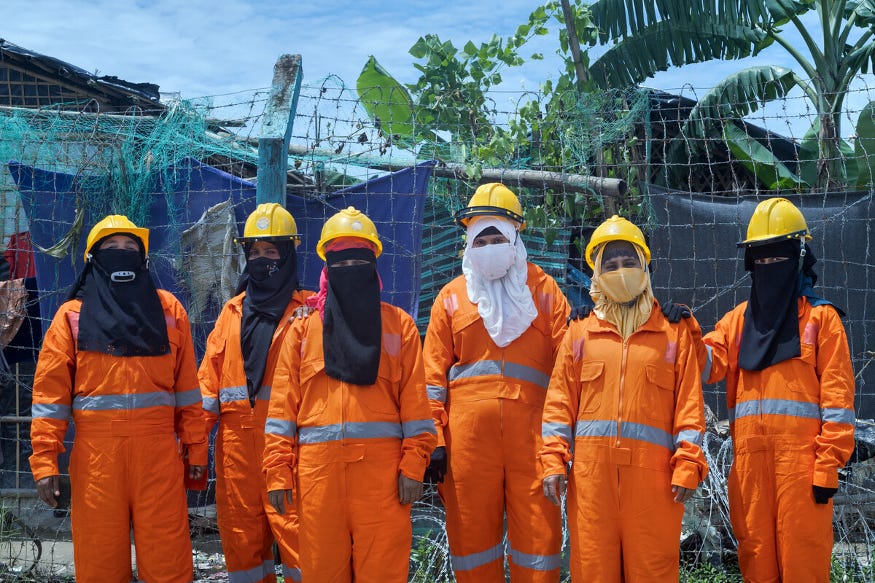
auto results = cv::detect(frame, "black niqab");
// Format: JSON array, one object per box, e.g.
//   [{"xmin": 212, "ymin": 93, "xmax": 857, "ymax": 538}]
[
  {"xmin": 240, "ymin": 241, "xmax": 298, "ymax": 402},
  {"xmin": 75, "ymin": 246, "xmax": 170, "ymax": 357},
  {"xmin": 323, "ymin": 248, "xmax": 382, "ymax": 385},
  {"xmin": 738, "ymin": 239, "xmax": 805, "ymax": 371}
]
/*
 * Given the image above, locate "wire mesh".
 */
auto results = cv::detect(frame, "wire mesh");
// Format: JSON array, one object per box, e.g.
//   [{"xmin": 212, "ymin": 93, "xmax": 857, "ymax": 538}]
[{"xmin": 0, "ymin": 75, "xmax": 872, "ymax": 581}]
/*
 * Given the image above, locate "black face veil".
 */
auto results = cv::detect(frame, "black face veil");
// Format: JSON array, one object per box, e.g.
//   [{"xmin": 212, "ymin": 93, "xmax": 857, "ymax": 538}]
[
  {"xmin": 738, "ymin": 239, "xmax": 807, "ymax": 370},
  {"xmin": 322, "ymin": 248, "xmax": 382, "ymax": 385},
  {"xmin": 240, "ymin": 241, "xmax": 298, "ymax": 402},
  {"xmin": 74, "ymin": 238, "xmax": 170, "ymax": 357}
]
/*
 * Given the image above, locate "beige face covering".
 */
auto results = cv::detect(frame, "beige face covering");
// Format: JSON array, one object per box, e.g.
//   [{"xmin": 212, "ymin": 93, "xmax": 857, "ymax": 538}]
[
  {"xmin": 597, "ymin": 267, "xmax": 648, "ymax": 303},
  {"xmin": 589, "ymin": 244, "xmax": 654, "ymax": 339}
]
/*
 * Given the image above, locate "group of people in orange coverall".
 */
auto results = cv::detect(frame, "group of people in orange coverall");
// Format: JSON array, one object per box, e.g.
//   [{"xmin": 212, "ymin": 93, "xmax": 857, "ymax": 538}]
[{"xmin": 27, "ymin": 181, "xmax": 854, "ymax": 583}]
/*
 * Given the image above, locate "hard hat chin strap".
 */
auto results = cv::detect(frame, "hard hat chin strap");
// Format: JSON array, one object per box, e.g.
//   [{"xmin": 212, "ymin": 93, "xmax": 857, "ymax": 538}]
[{"xmin": 797, "ymin": 240, "xmax": 806, "ymax": 273}]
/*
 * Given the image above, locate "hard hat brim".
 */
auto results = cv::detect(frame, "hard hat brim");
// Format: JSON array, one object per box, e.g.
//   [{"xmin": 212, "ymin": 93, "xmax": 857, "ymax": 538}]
[{"xmin": 737, "ymin": 229, "xmax": 811, "ymax": 248}]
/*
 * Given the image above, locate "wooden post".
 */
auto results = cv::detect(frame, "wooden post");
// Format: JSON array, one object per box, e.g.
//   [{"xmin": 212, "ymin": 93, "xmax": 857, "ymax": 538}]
[{"xmin": 257, "ymin": 54, "xmax": 302, "ymax": 204}]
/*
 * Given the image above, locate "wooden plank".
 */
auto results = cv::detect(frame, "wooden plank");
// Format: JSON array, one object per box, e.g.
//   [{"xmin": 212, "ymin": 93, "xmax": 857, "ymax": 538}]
[{"xmin": 257, "ymin": 54, "xmax": 302, "ymax": 204}]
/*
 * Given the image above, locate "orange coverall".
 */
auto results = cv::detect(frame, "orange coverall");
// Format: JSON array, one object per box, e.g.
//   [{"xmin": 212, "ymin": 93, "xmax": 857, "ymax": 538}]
[
  {"xmin": 423, "ymin": 263, "xmax": 569, "ymax": 583},
  {"xmin": 29, "ymin": 290, "xmax": 207, "ymax": 583},
  {"xmin": 263, "ymin": 302, "xmax": 437, "ymax": 583},
  {"xmin": 199, "ymin": 290, "xmax": 312, "ymax": 583},
  {"xmin": 540, "ymin": 302, "xmax": 708, "ymax": 582},
  {"xmin": 704, "ymin": 298, "xmax": 855, "ymax": 582}
]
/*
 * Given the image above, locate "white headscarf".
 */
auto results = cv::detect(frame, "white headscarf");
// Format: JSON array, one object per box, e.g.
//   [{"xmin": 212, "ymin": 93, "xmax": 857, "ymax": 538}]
[{"xmin": 462, "ymin": 217, "xmax": 537, "ymax": 347}]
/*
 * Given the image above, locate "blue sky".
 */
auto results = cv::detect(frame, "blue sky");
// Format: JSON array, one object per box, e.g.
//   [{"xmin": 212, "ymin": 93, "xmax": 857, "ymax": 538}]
[{"xmin": 6, "ymin": 0, "xmax": 875, "ymax": 139}]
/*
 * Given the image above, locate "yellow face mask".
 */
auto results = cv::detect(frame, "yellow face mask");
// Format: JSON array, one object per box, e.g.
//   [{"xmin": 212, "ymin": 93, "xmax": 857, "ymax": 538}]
[{"xmin": 597, "ymin": 267, "xmax": 648, "ymax": 303}]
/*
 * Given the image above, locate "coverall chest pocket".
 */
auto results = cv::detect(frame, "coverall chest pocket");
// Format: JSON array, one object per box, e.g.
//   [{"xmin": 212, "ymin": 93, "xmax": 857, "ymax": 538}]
[
  {"xmin": 360, "ymin": 361, "xmax": 401, "ymax": 415},
  {"xmin": 579, "ymin": 361, "xmax": 605, "ymax": 415},
  {"xmin": 452, "ymin": 308, "xmax": 484, "ymax": 351},
  {"xmin": 298, "ymin": 359, "xmax": 329, "ymax": 418},
  {"xmin": 787, "ymin": 343, "xmax": 819, "ymax": 397},
  {"xmin": 151, "ymin": 325, "xmax": 182, "ymax": 390},
  {"xmin": 644, "ymin": 364, "xmax": 676, "ymax": 421}
]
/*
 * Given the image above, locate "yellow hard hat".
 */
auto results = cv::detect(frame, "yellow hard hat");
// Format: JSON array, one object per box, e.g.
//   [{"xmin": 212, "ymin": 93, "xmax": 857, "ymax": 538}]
[
  {"xmin": 316, "ymin": 206, "xmax": 383, "ymax": 260},
  {"xmin": 738, "ymin": 197, "xmax": 812, "ymax": 247},
  {"xmin": 585, "ymin": 215, "xmax": 650, "ymax": 269},
  {"xmin": 236, "ymin": 203, "xmax": 301, "ymax": 244},
  {"xmin": 454, "ymin": 183, "xmax": 526, "ymax": 230},
  {"xmin": 84, "ymin": 215, "xmax": 149, "ymax": 261}
]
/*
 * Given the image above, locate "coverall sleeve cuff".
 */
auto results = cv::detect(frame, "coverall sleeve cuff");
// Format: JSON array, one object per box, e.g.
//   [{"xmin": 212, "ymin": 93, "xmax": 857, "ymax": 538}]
[
  {"xmin": 540, "ymin": 453, "xmax": 567, "ymax": 479},
  {"xmin": 671, "ymin": 460, "xmax": 703, "ymax": 490},
  {"xmin": 265, "ymin": 468, "xmax": 295, "ymax": 493},
  {"xmin": 813, "ymin": 467, "xmax": 839, "ymax": 489},
  {"xmin": 31, "ymin": 462, "xmax": 60, "ymax": 483},
  {"xmin": 399, "ymin": 454, "xmax": 428, "ymax": 482},
  {"xmin": 185, "ymin": 443, "xmax": 209, "ymax": 466}
]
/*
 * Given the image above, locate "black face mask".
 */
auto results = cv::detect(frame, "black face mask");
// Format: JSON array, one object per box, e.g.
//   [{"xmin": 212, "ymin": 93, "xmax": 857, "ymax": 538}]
[
  {"xmin": 92, "ymin": 248, "xmax": 146, "ymax": 282},
  {"xmin": 247, "ymin": 256, "xmax": 280, "ymax": 282}
]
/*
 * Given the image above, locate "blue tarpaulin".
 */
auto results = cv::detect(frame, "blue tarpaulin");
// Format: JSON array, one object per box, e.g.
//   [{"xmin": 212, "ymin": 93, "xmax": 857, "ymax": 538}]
[{"xmin": 9, "ymin": 158, "xmax": 434, "ymax": 343}]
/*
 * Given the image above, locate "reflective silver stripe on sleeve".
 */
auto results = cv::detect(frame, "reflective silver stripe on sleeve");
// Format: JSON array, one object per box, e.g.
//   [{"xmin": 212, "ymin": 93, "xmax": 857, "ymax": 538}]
[
  {"xmin": 451, "ymin": 542, "xmax": 504, "ymax": 571},
  {"xmin": 402, "ymin": 419, "xmax": 437, "ymax": 437},
  {"xmin": 227, "ymin": 560, "xmax": 274, "ymax": 583},
  {"xmin": 264, "ymin": 418, "xmax": 296, "ymax": 437},
  {"xmin": 621, "ymin": 421, "xmax": 674, "ymax": 451},
  {"xmin": 31, "ymin": 403, "xmax": 71, "ymax": 420},
  {"xmin": 256, "ymin": 385, "xmax": 272, "ymax": 401},
  {"xmin": 73, "ymin": 391, "xmax": 174, "ymax": 411},
  {"xmin": 821, "ymin": 407, "xmax": 855, "ymax": 424},
  {"xmin": 542, "ymin": 422, "xmax": 573, "ymax": 444},
  {"xmin": 507, "ymin": 544, "xmax": 562, "ymax": 571},
  {"xmin": 174, "ymin": 388, "xmax": 202, "ymax": 408},
  {"xmin": 298, "ymin": 421, "xmax": 403, "ymax": 444},
  {"xmin": 219, "ymin": 385, "xmax": 248, "ymax": 403},
  {"xmin": 702, "ymin": 345, "xmax": 713, "ymax": 384},
  {"xmin": 202, "ymin": 397, "xmax": 220, "ymax": 415},
  {"xmin": 674, "ymin": 429, "xmax": 704, "ymax": 448},
  {"xmin": 574, "ymin": 419, "xmax": 617, "ymax": 439},
  {"xmin": 427, "ymin": 385, "xmax": 447, "ymax": 403},
  {"xmin": 448, "ymin": 360, "xmax": 549, "ymax": 388}
]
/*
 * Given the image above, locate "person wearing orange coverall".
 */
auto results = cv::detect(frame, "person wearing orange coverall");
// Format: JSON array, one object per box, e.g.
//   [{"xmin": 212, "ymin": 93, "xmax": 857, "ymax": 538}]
[
  {"xmin": 540, "ymin": 215, "xmax": 708, "ymax": 582},
  {"xmin": 263, "ymin": 206, "xmax": 437, "ymax": 583},
  {"xmin": 422, "ymin": 183, "xmax": 569, "ymax": 583},
  {"xmin": 701, "ymin": 198, "xmax": 855, "ymax": 582},
  {"xmin": 29, "ymin": 215, "xmax": 207, "ymax": 583},
  {"xmin": 199, "ymin": 203, "xmax": 312, "ymax": 583}
]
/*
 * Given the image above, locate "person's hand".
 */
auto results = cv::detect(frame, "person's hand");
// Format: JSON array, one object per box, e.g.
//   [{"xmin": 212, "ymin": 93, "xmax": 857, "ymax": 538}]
[
  {"xmin": 661, "ymin": 302, "xmax": 692, "ymax": 323},
  {"xmin": 567, "ymin": 304, "xmax": 593, "ymax": 324},
  {"xmin": 187, "ymin": 464, "xmax": 206, "ymax": 482},
  {"xmin": 423, "ymin": 446, "xmax": 447, "ymax": 484},
  {"xmin": 672, "ymin": 485, "xmax": 695, "ymax": 503},
  {"xmin": 813, "ymin": 485, "xmax": 838, "ymax": 504},
  {"xmin": 398, "ymin": 475, "xmax": 423, "ymax": 505},
  {"xmin": 36, "ymin": 475, "xmax": 60, "ymax": 508},
  {"xmin": 542, "ymin": 474, "xmax": 566, "ymax": 506},
  {"xmin": 292, "ymin": 306, "xmax": 314, "ymax": 319},
  {"xmin": 269, "ymin": 489, "xmax": 294, "ymax": 514}
]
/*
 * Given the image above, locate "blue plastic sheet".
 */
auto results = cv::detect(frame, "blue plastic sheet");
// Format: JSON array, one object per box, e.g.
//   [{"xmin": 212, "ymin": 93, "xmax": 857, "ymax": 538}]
[{"xmin": 8, "ymin": 158, "xmax": 434, "ymax": 341}]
